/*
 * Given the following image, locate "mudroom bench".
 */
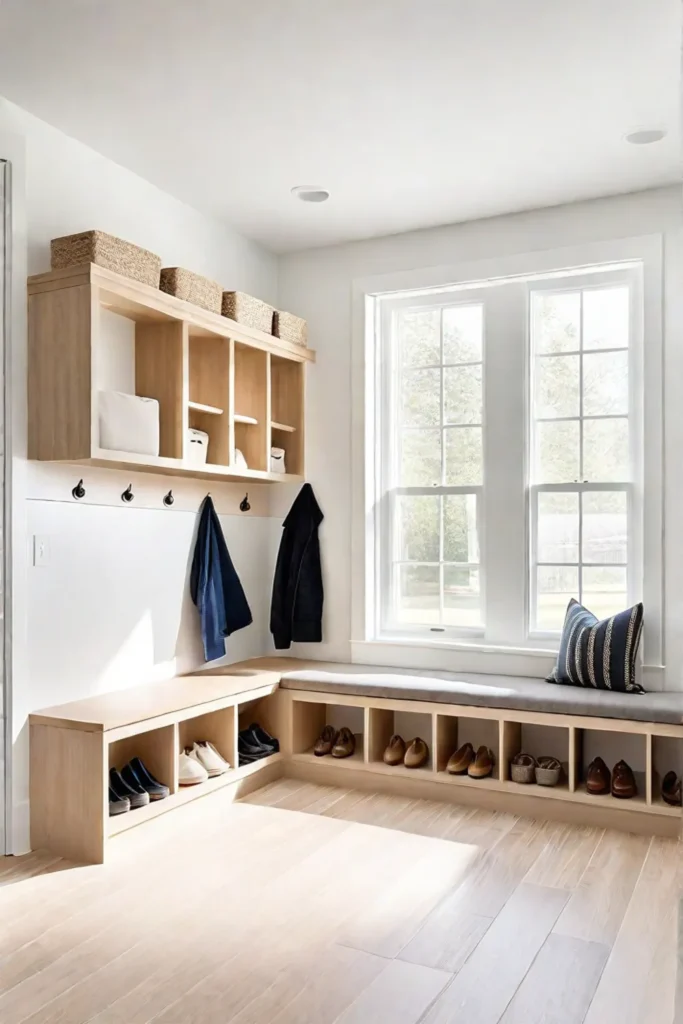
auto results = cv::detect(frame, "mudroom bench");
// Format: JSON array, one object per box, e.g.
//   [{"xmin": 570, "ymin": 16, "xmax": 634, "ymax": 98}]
[{"xmin": 29, "ymin": 658, "xmax": 683, "ymax": 862}]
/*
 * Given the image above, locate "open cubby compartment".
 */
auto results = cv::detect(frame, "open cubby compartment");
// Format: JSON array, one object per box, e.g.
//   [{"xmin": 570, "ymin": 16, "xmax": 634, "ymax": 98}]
[
  {"xmin": 367, "ymin": 707, "xmax": 434, "ymax": 772},
  {"xmin": 500, "ymin": 720, "xmax": 570, "ymax": 791},
  {"xmin": 578, "ymin": 728, "xmax": 647, "ymax": 805},
  {"xmin": 238, "ymin": 692, "xmax": 283, "ymax": 751},
  {"xmin": 650, "ymin": 733, "xmax": 683, "ymax": 812},
  {"xmin": 187, "ymin": 335, "xmax": 230, "ymax": 466},
  {"xmin": 108, "ymin": 723, "xmax": 177, "ymax": 797},
  {"xmin": 292, "ymin": 699, "xmax": 365, "ymax": 763},
  {"xmin": 435, "ymin": 713, "xmax": 500, "ymax": 780},
  {"xmin": 178, "ymin": 707, "xmax": 236, "ymax": 773},
  {"xmin": 233, "ymin": 342, "xmax": 268, "ymax": 471},
  {"xmin": 94, "ymin": 307, "xmax": 185, "ymax": 459},
  {"xmin": 270, "ymin": 355, "xmax": 304, "ymax": 476}
]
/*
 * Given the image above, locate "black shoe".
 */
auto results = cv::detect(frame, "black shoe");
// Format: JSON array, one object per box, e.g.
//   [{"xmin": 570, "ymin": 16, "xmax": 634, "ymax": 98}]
[
  {"xmin": 109, "ymin": 787, "xmax": 130, "ymax": 816},
  {"xmin": 109, "ymin": 767, "xmax": 150, "ymax": 810},
  {"xmin": 124, "ymin": 758, "xmax": 170, "ymax": 801},
  {"xmin": 247, "ymin": 723, "xmax": 280, "ymax": 753},
  {"xmin": 238, "ymin": 734, "xmax": 269, "ymax": 766}
]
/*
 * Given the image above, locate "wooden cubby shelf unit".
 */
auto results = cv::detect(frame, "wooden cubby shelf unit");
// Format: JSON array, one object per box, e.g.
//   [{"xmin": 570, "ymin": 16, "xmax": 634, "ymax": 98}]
[
  {"xmin": 282, "ymin": 687, "xmax": 683, "ymax": 838},
  {"xmin": 29, "ymin": 661, "xmax": 682, "ymax": 864},
  {"xmin": 27, "ymin": 263, "xmax": 313, "ymax": 483},
  {"xmin": 30, "ymin": 672, "xmax": 286, "ymax": 863}
]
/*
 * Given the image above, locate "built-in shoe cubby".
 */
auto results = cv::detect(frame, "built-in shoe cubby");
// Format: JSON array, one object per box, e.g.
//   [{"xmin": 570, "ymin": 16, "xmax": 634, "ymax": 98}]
[
  {"xmin": 367, "ymin": 707, "xmax": 433, "ymax": 772},
  {"xmin": 577, "ymin": 728, "xmax": 647, "ymax": 806},
  {"xmin": 651, "ymin": 733, "xmax": 683, "ymax": 811},
  {"xmin": 108, "ymin": 724, "xmax": 177, "ymax": 797},
  {"xmin": 435, "ymin": 714, "xmax": 500, "ymax": 782},
  {"xmin": 501, "ymin": 721, "xmax": 570, "ymax": 792},
  {"xmin": 292, "ymin": 699, "xmax": 364, "ymax": 763},
  {"xmin": 179, "ymin": 706, "xmax": 236, "ymax": 773}
]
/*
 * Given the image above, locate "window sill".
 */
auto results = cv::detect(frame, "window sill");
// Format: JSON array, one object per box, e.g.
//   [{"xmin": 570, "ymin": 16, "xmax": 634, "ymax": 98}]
[
  {"xmin": 352, "ymin": 637, "xmax": 559, "ymax": 680},
  {"xmin": 364, "ymin": 636, "xmax": 559, "ymax": 658}
]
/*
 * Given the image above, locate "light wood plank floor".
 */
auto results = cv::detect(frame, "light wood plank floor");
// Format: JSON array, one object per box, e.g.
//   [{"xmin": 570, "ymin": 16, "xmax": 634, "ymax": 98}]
[{"xmin": 0, "ymin": 778, "xmax": 679, "ymax": 1023}]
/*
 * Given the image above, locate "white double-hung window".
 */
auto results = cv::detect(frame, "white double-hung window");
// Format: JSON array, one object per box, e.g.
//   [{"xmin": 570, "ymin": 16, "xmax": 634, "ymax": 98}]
[{"xmin": 370, "ymin": 256, "xmax": 647, "ymax": 653}]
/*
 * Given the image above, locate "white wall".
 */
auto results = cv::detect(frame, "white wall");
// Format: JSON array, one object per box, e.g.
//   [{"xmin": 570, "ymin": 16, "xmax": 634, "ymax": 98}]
[
  {"xmin": 278, "ymin": 186, "xmax": 683, "ymax": 687},
  {"xmin": 0, "ymin": 96, "xmax": 280, "ymax": 851}
]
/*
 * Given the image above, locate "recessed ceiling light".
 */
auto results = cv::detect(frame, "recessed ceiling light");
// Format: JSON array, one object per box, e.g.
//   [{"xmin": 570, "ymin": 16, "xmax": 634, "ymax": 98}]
[
  {"xmin": 291, "ymin": 185, "xmax": 330, "ymax": 203},
  {"xmin": 625, "ymin": 127, "xmax": 667, "ymax": 145}
]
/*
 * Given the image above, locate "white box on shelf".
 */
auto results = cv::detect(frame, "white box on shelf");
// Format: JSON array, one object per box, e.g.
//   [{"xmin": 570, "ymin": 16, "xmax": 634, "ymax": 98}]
[
  {"xmin": 187, "ymin": 428, "xmax": 209, "ymax": 466},
  {"xmin": 99, "ymin": 391, "xmax": 159, "ymax": 456},
  {"xmin": 270, "ymin": 447, "xmax": 286, "ymax": 473}
]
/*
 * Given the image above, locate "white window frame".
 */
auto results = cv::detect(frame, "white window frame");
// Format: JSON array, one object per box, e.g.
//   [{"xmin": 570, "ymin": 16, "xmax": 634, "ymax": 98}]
[
  {"xmin": 527, "ymin": 268, "xmax": 643, "ymax": 639},
  {"xmin": 351, "ymin": 236, "xmax": 663, "ymax": 680}
]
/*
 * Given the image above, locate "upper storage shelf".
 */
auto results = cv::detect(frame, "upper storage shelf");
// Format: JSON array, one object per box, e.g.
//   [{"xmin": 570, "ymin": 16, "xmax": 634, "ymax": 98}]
[{"xmin": 27, "ymin": 263, "xmax": 313, "ymax": 483}]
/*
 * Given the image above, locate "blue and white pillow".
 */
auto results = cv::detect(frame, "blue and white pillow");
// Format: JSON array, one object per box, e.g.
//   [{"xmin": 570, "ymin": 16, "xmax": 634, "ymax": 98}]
[{"xmin": 547, "ymin": 598, "xmax": 644, "ymax": 693}]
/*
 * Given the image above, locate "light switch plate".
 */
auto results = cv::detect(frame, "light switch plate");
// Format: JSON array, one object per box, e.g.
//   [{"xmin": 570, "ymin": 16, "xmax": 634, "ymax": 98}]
[{"xmin": 33, "ymin": 535, "xmax": 50, "ymax": 567}]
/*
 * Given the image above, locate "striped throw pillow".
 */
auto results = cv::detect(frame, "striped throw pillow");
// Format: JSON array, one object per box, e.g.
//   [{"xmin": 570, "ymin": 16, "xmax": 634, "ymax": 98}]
[{"xmin": 547, "ymin": 598, "xmax": 644, "ymax": 693}]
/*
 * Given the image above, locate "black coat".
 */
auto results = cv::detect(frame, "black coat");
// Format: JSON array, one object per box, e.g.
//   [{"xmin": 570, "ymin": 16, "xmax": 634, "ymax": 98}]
[
  {"xmin": 270, "ymin": 484, "xmax": 324, "ymax": 650},
  {"xmin": 190, "ymin": 496, "xmax": 252, "ymax": 662}
]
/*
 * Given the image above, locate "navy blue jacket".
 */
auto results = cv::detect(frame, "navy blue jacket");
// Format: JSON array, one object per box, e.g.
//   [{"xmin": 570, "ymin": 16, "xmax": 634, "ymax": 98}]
[
  {"xmin": 271, "ymin": 484, "xmax": 324, "ymax": 649},
  {"xmin": 190, "ymin": 496, "xmax": 252, "ymax": 662}
]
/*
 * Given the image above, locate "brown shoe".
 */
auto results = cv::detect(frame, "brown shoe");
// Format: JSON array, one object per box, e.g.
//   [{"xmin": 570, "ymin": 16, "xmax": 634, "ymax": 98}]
[
  {"xmin": 611, "ymin": 760, "xmax": 637, "ymax": 799},
  {"xmin": 404, "ymin": 737, "xmax": 429, "ymax": 769},
  {"xmin": 313, "ymin": 725, "xmax": 338, "ymax": 757},
  {"xmin": 331, "ymin": 727, "xmax": 356, "ymax": 759},
  {"xmin": 468, "ymin": 745, "xmax": 494, "ymax": 779},
  {"xmin": 383, "ymin": 735, "xmax": 406, "ymax": 766},
  {"xmin": 662, "ymin": 771, "xmax": 682, "ymax": 807},
  {"xmin": 446, "ymin": 742, "xmax": 475, "ymax": 775},
  {"xmin": 586, "ymin": 756, "xmax": 611, "ymax": 795}
]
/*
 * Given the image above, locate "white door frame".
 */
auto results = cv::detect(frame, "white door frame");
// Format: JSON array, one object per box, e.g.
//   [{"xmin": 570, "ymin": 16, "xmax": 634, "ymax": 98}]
[{"xmin": 0, "ymin": 134, "xmax": 27, "ymax": 855}]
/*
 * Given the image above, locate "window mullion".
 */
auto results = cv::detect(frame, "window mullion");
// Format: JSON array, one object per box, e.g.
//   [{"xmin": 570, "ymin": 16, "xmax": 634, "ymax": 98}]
[{"xmin": 482, "ymin": 281, "xmax": 527, "ymax": 644}]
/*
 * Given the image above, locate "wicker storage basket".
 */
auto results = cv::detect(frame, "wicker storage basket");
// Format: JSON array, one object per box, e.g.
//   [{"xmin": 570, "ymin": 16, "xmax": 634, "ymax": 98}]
[
  {"xmin": 535, "ymin": 757, "xmax": 562, "ymax": 787},
  {"xmin": 511, "ymin": 754, "xmax": 536, "ymax": 784},
  {"xmin": 160, "ymin": 267, "xmax": 222, "ymax": 314},
  {"xmin": 222, "ymin": 291, "xmax": 274, "ymax": 334},
  {"xmin": 50, "ymin": 231, "xmax": 161, "ymax": 287},
  {"xmin": 273, "ymin": 310, "xmax": 308, "ymax": 348}
]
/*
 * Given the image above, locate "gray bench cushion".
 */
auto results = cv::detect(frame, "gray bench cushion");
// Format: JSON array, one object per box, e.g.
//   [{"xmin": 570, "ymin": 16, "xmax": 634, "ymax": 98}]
[{"xmin": 280, "ymin": 663, "xmax": 683, "ymax": 726}]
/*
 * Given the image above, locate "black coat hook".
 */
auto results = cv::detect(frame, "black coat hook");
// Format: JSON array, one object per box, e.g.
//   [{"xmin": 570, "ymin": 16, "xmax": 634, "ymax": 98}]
[
  {"xmin": 121, "ymin": 484, "xmax": 134, "ymax": 503},
  {"xmin": 72, "ymin": 479, "xmax": 86, "ymax": 500},
  {"xmin": 163, "ymin": 490, "xmax": 174, "ymax": 507},
  {"xmin": 240, "ymin": 492, "xmax": 251, "ymax": 512}
]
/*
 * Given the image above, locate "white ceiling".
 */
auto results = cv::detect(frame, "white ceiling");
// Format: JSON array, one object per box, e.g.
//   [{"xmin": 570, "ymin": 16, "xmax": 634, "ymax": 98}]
[{"xmin": 0, "ymin": 0, "xmax": 680, "ymax": 253}]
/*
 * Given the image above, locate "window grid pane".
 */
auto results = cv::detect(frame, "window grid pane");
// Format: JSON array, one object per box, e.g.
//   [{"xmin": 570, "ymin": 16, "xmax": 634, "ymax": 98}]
[
  {"xmin": 532, "ymin": 487, "xmax": 629, "ymax": 630},
  {"xmin": 390, "ymin": 302, "xmax": 484, "ymax": 631},
  {"xmin": 531, "ymin": 282, "xmax": 631, "ymax": 630}
]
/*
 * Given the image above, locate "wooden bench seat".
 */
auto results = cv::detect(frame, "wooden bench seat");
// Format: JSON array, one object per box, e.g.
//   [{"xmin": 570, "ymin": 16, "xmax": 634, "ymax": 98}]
[{"xmin": 29, "ymin": 657, "xmax": 683, "ymax": 863}]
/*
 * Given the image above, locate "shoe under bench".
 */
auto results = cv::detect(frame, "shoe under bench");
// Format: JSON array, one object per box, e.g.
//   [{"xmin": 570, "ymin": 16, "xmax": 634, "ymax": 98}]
[
  {"xmin": 30, "ymin": 657, "xmax": 683, "ymax": 863},
  {"xmin": 29, "ymin": 670, "xmax": 287, "ymax": 864}
]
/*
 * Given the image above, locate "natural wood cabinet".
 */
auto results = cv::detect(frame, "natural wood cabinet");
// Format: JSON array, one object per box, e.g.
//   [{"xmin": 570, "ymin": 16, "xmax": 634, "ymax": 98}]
[{"xmin": 27, "ymin": 263, "xmax": 313, "ymax": 483}]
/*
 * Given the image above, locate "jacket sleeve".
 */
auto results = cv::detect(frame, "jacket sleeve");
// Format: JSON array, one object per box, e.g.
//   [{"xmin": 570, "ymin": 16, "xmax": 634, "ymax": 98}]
[
  {"xmin": 270, "ymin": 541, "xmax": 292, "ymax": 649},
  {"xmin": 291, "ymin": 530, "xmax": 323, "ymax": 643}
]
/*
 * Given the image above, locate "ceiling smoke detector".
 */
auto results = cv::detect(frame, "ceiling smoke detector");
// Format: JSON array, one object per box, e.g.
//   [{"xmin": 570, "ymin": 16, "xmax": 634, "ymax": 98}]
[
  {"xmin": 291, "ymin": 185, "xmax": 330, "ymax": 203},
  {"xmin": 625, "ymin": 127, "xmax": 667, "ymax": 145}
]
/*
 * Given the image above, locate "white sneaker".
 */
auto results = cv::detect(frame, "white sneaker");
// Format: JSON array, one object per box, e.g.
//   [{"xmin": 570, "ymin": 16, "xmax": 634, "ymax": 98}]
[
  {"xmin": 191, "ymin": 741, "xmax": 230, "ymax": 777},
  {"xmin": 179, "ymin": 749, "xmax": 209, "ymax": 786}
]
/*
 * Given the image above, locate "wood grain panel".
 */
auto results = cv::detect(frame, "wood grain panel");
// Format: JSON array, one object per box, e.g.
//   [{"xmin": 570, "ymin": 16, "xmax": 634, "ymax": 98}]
[
  {"xmin": 28, "ymin": 284, "xmax": 92, "ymax": 460},
  {"xmin": 30, "ymin": 723, "xmax": 105, "ymax": 865},
  {"xmin": 135, "ymin": 320, "xmax": 186, "ymax": 458}
]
